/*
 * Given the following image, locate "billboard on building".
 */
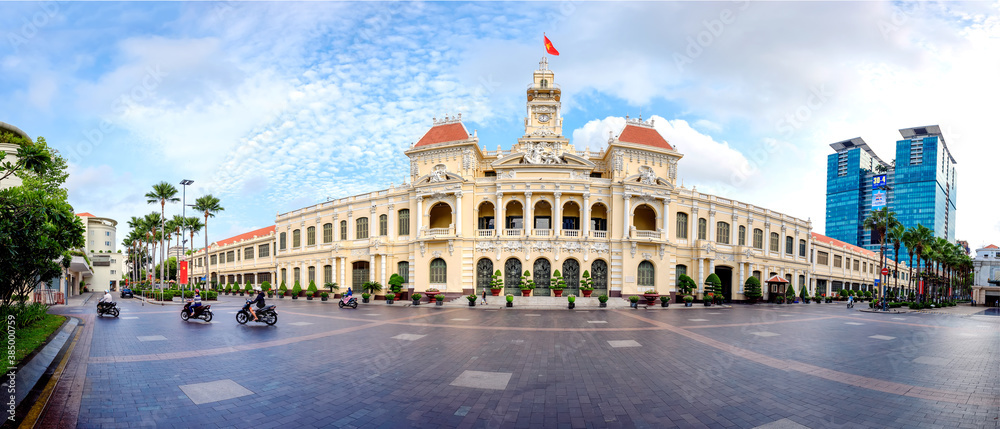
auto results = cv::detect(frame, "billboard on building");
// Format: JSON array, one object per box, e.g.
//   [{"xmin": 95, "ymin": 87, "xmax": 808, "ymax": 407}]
[
  {"xmin": 872, "ymin": 189, "xmax": 887, "ymax": 209},
  {"xmin": 872, "ymin": 174, "xmax": 886, "ymax": 190}
]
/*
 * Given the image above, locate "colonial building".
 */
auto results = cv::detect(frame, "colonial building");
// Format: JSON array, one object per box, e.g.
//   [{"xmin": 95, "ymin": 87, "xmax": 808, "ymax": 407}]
[
  {"xmin": 187, "ymin": 59, "xmax": 902, "ymax": 301},
  {"xmin": 972, "ymin": 244, "xmax": 1000, "ymax": 306},
  {"xmin": 188, "ymin": 226, "xmax": 276, "ymax": 288}
]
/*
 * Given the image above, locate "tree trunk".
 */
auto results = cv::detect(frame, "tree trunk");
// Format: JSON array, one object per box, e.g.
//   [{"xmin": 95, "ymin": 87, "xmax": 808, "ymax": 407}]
[{"xmin": 160, "ymin": 200, "xmax": 166, "ymax": 289}]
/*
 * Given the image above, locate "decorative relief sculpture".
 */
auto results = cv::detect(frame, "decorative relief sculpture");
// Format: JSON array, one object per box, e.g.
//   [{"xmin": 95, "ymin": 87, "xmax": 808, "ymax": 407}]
[
  {"xmin": 448, "ymin": 240, "xmax": 454, "ymax": 256},
  {"xmin": 430, "ymin": 164, "xmax": 448, "ymax": 182},
  {"xmin": 641, "ymin": 252, "xmax": 652, "ymax": 260},
  {"xmin": 419, "ymin": 241, "xmax": 426, "ymax": 257},
  {"xmin": 521, "ymin": 142, "xmax": 564, "ymax": 165},
  {"xmin": 369, "ymin": 238, "xmax": 382, "ymax": 251},
  {"xmin": 432, "ymin": 251, "xmax": 442, "ymax": 258},
  {"xmin": 590, "ymin": 242, "xmax": 609, "ymax": 254},
  {"xmin": 612, "ymin": 150, "xmax": 624, "ymax": 172},
  {"xmin": 659, "ymin": 244, "xmax": 666, "ymax": 259},
  {"xmin": 703, "ymin": 243, "xmax": 715, "ymax": 253},
  {"xmin": 630, "ymin": 242, "xmax": 637, "ymax": 257},
  {"xmin": 351, "ymin": 248, "xmax": 370, "ymax": 257},
  {"xmin": 499, "ymin": 171, "xmax": 516, "ymax": 179},
  {"xmin": 462, "ymin": 149, "xmax": 473, "ymax": 170},
  {"xmin": 668, "ymin": 158, "xmax": 678, "ymax": 180},
  {"xmin": 475, "ymin": 241, "xmax": 495, "ymax": 253},
  {"xmin": 411, "ymin": 159, "xmax": 418, "ymax": 177},
  {"xmin": 719, "ymin": 253, "xmax": 735, "ymax": 262},
  {"xmin": 639, "ymin": 166, "xmax": 657, "ymax": 185}
]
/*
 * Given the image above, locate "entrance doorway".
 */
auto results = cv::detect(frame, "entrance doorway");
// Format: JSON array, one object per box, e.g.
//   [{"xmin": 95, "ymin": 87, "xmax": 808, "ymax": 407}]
[{"xmin": 714, "ymin": 266, "xmax": 733, "ymax": 302}]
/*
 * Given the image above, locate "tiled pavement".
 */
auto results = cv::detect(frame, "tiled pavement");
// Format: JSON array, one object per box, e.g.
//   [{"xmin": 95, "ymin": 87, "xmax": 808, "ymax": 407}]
[{"xmin": 35, "ymin": 296, "xmax": 1000, "ymax": 428}]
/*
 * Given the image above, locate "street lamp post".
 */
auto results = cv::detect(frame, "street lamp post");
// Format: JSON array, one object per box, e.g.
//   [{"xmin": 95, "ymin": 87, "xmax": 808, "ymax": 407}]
[{"xmin": 179, "ymin": 179, "xmax": 194, "ymax": 301}]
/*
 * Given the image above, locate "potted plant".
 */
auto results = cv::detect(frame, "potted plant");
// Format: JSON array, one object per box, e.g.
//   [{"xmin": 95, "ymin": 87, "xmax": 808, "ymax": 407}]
[
  {"xmin": 684, "ymin": 295, "xmax": 694, "ymax": 307},
  {"xmin": 364, "ymin": 281, "xmax": 383, "ymax": 297},
  {"xmin": 489, "ymin": 270, "xmax": 503, "ymax": 296},
  {"xmin": 411, "ymin": 292, "xmax": 422, "ymax": 305},
  {"xmin": 325, "ymin": 282, "xmax": 340, "ymax": 296},
  {"xmin": 677, "ymin": 274, "xmax": 697, "ymax": 302},
  {"xmin": 278, "ymin": 282, "xmax": 287, "ymax": 299},
  {"xmin": 387, "ymin": 274, "xmax": 404, "ymax": 294},
  {"xmin": 705, "ymin": 273, "xmax": 721, "ymax": 305},
  {"xmin": 800, "ymin": 287, "xmax": 811, "ymax": 304},
  {"xmin": 660, "ymin": 295, "xmax": 669, "ymax": 308},
  {"xmin": 291, "ymin": 281, "xmax": 302, "ymax": 299},
  {"xmin": 580, "ymin": 271, "xmax": 595, "ymax": 298},
  {"xmin": 425, "ymin": 288, "xmax": 440, "ymax": 303},
  {"xmin": 466, "ymin": 294, "xmax": 477, "ymax": 307},
  {"xmin": 567, "ymin": 294, "xmax": 576, "ymax": 309},
  {"xmin": 704, "ymin": 292, "xmax": 714, "ymax": 307},
  {"xmin": 307, "ymin": 280, "xmax": 318, "ymax": 300},
  {"xmin": 505, "ymin": 293, "xmax": 514, "ymax": 308},
  {"xmin": 225, "ymin": 285, "xmax": 231, "ymax": 295},
  {"xmin": 550, "ymin": 270, "xmax": 566, "ymax": 297},
  {"xmin": 598, "ymin": 294, "xmax": 609, "ymax": 308},
  {"xmin": 316, "ymin": 291, "xmax": 327, "ymax": 302},
  {"xmin": 434, "ymin": 294, "xmax": 445, "ymax": 306},
  {"xmin": 362, "ymin": 292, "xmax": 371, "ymax": 303},
  {"xmin": 519, "ymin": 270, "xmax": 535, "ymax": 296},
  {"xmin": 784, "ymin": 284, "xmax": 796, "ymax": 304},
  {"xmin": 776, "ymin": 295, "xmax": 785, "ymax": 304},
  {"xmin": 242, "ymin": 281, "xmax": 250, "ymax": 296},
  {"xmin": 628, "ymin": 295, "xmax": 640, "ymax": 309},
  {"xmin": 642, "ymin": 289, "xmax": 658, "ymax": 306},
  {"xmin": 381, "ymin": 292, "xmax": 393, "ymax": 304},
  {"xmin": 744, "ymin": 276, "xmax": 762, "ymax": 304},
  {"xmin": 262, "ymin": 281, "xmax": 272, "ymax": 298}
]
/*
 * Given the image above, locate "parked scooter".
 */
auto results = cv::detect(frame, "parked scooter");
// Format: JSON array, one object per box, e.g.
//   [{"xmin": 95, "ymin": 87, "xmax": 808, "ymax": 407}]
[
  {"xmin": 96, "ymin": 301, "xmax": 119, "ymax": 317},
  {"xmin": 338, "ymin": 296, "xmax": 358, "ymax": 309},
  {"xmin": 181, "ymin": 302, "xmax": 213, "ymax": 322},
  {"xmin": 237, "ymin": 300, "xmax": 277, "ymax": 325}
]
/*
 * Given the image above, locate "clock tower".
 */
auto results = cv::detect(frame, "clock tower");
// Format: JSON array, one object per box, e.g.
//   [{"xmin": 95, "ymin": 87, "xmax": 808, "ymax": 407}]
[{"xmin": 513, "ymin": 57, "xmax": 570, "ymax": 164}]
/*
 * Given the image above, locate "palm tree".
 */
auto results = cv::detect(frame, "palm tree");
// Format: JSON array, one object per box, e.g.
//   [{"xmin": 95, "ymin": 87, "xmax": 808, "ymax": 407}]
[
  {"xmin": 863, "ymin": 207, "xmax": 900, "ymax": 298},
  {"xmin": 141, "ymin": 212, "xmax": 163, "ymax": 284},
  {"xmin": 886, "ymin": 224, "xmax": 905, "ymax": 297},
  {"xmin": 146, "ymin": 182, "xmax": 179, "ymax": 288},
  {"xmin": 168, "ymin": 214, "xmax": 186, "ymax": 281},
  {"xmin": 193, "ymin": 195, "xmax": 224, "ymax": 290},
  {"xmin": 910, "ymin": 224, "xmax": 933, "ymax": 301},
  {"xmin": 902, "ymin": 226, "xmax": 918, "ymax": 298},
  {"xmin": 184, "ymin": 216, "xmax": 204, "ymax": 285}
]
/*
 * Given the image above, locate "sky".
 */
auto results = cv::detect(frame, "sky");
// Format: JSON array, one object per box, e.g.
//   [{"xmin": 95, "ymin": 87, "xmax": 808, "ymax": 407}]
[{"xmin": 2, "ymin": 1, "xmax": 999, "ymax": 250}]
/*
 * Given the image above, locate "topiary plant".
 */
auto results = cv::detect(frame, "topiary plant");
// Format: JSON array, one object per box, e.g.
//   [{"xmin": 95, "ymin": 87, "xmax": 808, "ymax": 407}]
[
  {"xmin": 292, "ymin": 281, "xmax": 302, "ymax": 297},
  {"xmin": 308, "ymin": 280, "xmax": 319, "ymax": 297},
  {"xmin": 580, "ymin": 270, "xmax": 594, "ymax": 290},
  {"xmin": 550, "ymin": 270, "xmax": 566, "ymax": 290},
  {"xmin": 261, "ymin": 281, "xmax": 271, "ymax": 292},
  {"xmin": 744, "ymin": 276, "xmax": 762, "ymax": 301},
  {"xmin": 387, "ymin": 274, "xmax": 405, "ymax": 293},
  {"xmin": 784, "ymin": 283, "xmax": 796, "ymax": 301},
  {"xmin": 705, "ymin": 273, "xmax": 722, "ymax": 301},
  {"xmin": 678, "ymin": 274, "xmax": 697, "ymax": 295},
  {"xmin": 490, "ymin": 270, "xmax": 503, "ymax": 290}
]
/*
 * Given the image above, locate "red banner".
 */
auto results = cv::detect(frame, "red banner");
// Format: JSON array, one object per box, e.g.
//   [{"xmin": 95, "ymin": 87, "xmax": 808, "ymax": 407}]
[
  {"xmin": 179, "ymin": 261, "xmax": 188, "ymax": 285},
  {"xmin": 918, "ymin": 280, "xmax": 924, "ymax": 295},
  {"xmin": 544, "ymin": 35, "xmax": 560, "ymax": 56}
]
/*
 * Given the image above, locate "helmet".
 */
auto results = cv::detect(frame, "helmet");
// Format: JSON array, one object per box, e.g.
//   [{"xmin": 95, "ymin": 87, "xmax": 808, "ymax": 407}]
[{"xmin": 105, "ymin": 290, "xmax": 110, "ymax": 293}]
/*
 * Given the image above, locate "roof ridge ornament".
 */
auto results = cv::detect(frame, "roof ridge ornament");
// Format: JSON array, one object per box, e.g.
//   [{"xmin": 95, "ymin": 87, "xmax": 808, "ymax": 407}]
[
  {"xmin": 433, "ymin": 113, "xmax": 463, "ymax": 125},
  {"xmin": 626, "ymin": 114, "xmax": 656, "ymax": 129}
]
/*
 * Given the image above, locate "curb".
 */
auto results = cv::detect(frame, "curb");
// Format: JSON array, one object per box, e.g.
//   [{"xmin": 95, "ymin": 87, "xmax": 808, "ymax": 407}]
[{"xmin": 4, "ymin": 316, "xmax": 80, "ymax": 428}]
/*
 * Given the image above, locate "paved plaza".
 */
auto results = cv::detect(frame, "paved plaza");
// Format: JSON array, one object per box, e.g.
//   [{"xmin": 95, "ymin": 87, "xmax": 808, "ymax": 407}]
[{"xmin": 35, "ymin": 295, "xmax": 1000, "ymax": 428}]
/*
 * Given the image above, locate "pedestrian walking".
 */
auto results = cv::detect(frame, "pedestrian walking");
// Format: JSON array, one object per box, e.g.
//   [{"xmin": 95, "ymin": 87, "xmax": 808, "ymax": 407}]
[{"xmin": 481, "ymin": 288, "xmax": 487, "ymax": 305}]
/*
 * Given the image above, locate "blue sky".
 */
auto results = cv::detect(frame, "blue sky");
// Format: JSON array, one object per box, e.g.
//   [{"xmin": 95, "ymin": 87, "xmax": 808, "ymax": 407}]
[{"xmin": 3, "ymin": 1, "xmax": 999, "ymax": 249}]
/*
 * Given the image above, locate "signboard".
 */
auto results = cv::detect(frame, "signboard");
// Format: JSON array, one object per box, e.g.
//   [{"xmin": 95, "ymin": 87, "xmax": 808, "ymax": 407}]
[
  {"xmin": 874, "ymin": 279, "xmax": 880, "ymax": 286},
  {"xmin": 872, "ymin": 189, "xmax": 887, "ymax": 209},
  {"xmin": 918, "ymin": 280, "xmax": 924, "ymax": 295},
  {"xmin": 881, "ymin": 267, "xmax": 889, "ymax": 276},
  {"xmin": 179, "ymin": 261, "xmax": 188, "ymax": 285},
  {"xmin": 872, "ymin": 174, "xmax": 886, "ymax": 190}
]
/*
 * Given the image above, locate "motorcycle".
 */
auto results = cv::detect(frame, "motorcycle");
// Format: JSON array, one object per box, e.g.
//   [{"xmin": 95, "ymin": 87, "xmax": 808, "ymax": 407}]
[
  {"xmin": 181, "ymin": 302, "xmax": 214, "ymax": 322},
  {"xmin": 237, "ymin": 300, "xmax": 277, "ymax": 325},
  {"xmin": 96, "ymin": 301, "xmax": 119, "ymax": 317},
  {"xmin": 338, "ymin": 296, "xmax": 358, "ymax": 309}
]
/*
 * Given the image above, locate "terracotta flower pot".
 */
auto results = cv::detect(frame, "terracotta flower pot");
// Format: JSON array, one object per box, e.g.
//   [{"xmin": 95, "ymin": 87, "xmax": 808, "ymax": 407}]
[
  {"xmin": 581, "ymin": 289, "xmax": 593, "ymax": 298},
  {"xmin": 491, "ymin": 289, "xmax": 501, "ymax": 296},
  {"xmin": 521, "ymin": 289, "xmax": 532, "ymax": 297},
  {"xmin": 553, "ymin": 289, "xmax": 564, "ymax": 297}
]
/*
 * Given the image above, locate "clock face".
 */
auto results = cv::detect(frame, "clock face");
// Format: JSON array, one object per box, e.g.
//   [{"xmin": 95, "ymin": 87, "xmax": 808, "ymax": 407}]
[{"xmin": 537, "ymin": 113, "xmax": 551, "ymax": 123}]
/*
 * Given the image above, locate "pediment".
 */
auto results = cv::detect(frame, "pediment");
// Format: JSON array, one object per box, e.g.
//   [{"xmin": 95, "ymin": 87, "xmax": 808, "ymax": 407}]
[
  {"xmin": 623, "ymin": 169, "xmax": 674, "ymax": 190},
  {"xmin": 491, "ymin": 152, "xmax": 596, "ymax": 169},
  {"xmin": 415, "ymin": 164, "xmax": 465, "ymax": 185}
]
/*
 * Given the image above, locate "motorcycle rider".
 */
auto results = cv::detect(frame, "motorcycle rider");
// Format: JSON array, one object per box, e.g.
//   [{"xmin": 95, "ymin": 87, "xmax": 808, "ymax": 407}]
[
  {"xmin": 342, "ymin": 286, "xmax": 353, "ymax": 304},
  {"xmin": 187, "ymin": 289, "xmax": 202, "ymax": 317},
  {"xmin": 247, "ymin": 286, "xmax": 265, "ymax": 321},
  {"xmin": 99, "ymin": 290, "xmax": 113, "ymax": 311}
]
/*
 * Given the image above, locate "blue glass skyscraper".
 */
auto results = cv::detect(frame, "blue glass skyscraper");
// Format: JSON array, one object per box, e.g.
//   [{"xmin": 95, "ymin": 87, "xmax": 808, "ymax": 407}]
[{"xmin": 825, "ymin": 125, "xmax": 956, "ymax": 263}]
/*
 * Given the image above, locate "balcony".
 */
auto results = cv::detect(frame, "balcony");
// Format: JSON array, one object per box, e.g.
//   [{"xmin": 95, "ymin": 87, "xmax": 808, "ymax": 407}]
[
  {"xmin": 591, "ymin": 230, "xmax": 608, "ymax": 239},
  {"xmin": 532, "ymin": 229, "xmax": 552, "ymax": 237},
  {"xmin": 634, "ymin": 230, "xmax": 661, "ymax": 240},
  {"xmin": 477, "ymin": 229, "xmax": 495, "ymax": 238},
  {"xmin": 424, "ymin": 227, "xmax": 451, "ymax": 237},
  {"xmin": 562, "ymin": 229, "xmax": 581, "ymax": 238},
  {"xmin": 504, "ymin": 228, "xmax": 523, "ymax": 237}
]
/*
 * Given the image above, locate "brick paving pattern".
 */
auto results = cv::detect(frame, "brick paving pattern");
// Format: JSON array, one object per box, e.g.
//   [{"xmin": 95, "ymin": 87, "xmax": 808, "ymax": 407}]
[{"xmin": 37, "ymin": 297, "xmax": 1000, "ymax": 428}]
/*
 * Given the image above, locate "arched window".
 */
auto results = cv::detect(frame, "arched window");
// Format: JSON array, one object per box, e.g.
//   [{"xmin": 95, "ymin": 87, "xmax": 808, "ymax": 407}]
[
  {"xmin": 356, "ymin": 217, "xmax": 369, "ymax": 239},
  {"xmin": 340, "ymin": 220, "xmax": 347, "ymax": 240},
  {"xmin": 799, "ymin": 239, "xmax": 806, "ymax": 257},
  {"xmin": 753, "ymin": 228, "xmax": 763, "ymax": 249},
  {"xmin": 398, "ymin": 209, "xmax": 410, "ymax": 236},
  {"xmin": 379, "ymin": 214, "xmax": 387, "ymax": 236},
  {"xmin": 638, "ymin": 261, "xmax": 655, "ymax": 288},
  {"xmin": 429, "ymin": 203, "xmax": 452, "ymax": 229},
  {"xmin": 675, "ymin": 264, "xmax": 687, "ymax": 287},
  {"xmin": 308, "ymin": 266, "xmax": 315, "ymax": 283},
  {"xmin": 323, "ymin": 223, "xmax": 333, "ymax": 243},
  {"xmin": 279, "ymin": 232, "xmax": 286, "ymax": 250},
  {"xmin": 738, "ymin": 226, "xmax": 746, "ymax": 246},
  {"xmin": 323, "ymin": 265, "xmax": 332, "ymax": 285},
  {"xmin": 770, "ymin": 232, "xmax": 779, "ymax": 252},
  {"xmin": 716, "ymin": 222, "xmax": 730, "ymax": 244},
  {"xmin": 280, "ymin": 268, "xmax": 286, "ymax": 285},
  {"xmin": 676, "ymin": 213, "xmax": 688, "ymax": 239},
  {"xmin": 430, "ymin": 258, "xmax": 447, "ymax": 283},
  {"xmin": 785, "ymin": 236, "xmax": 793, "ymax": 254},
  {"xmin": 398, "ymin": 261, "xmax": 409, "ymax": 284},
  {"xmin": 306, "ymin": 226, "xmax": 316, "ymax": 246},
  {"xmin": 293, "ymin": 267, "xmax": 301, "ymax": 285},
  {"xmin": 292, "ymin": 229, "xmax": 301, "ymax": 248},
  {"xmin": 698, "ymin": 218, "xmax": 707, "ymax": 240}
]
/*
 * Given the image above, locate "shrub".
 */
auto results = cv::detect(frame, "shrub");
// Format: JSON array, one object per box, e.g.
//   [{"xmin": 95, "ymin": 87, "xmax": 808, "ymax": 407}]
[
  {"xmin": 321, "ymin": 292, "xmax": 330, "ymax": 298},
  {"xmin": 505, "ymin": 294, "xmax": 514, "ymax": 303},
  {"xmin": 467, "ymin": 294, "xmax": 477, "ymax": 302},
  {"xmin": 411, "ymin": 293, "xmax": 422, "ymax": 300},
  {"xmin": 244, "ymin": 281, "xmax": 253, "ymax": 293},
  {"xmin": 628, "ymin": 295, "xmax": 640, "ymax": 303},
  {"xmin": 598, "ymin": 294, "xmax": 608, "ymax": 303},
  {"xmin": 519, "ymin": 270, "xmax": 535, "ymax": 290},
  {"xmin": 205, "ymin": 291, "xmax": 218, "ymax": 300},
  {"xmin": 307, "ymin": 280, "xmax": 319, "ymax": 296},
  {"xmin": 3, "ymin": 303, "xmax": 50, "ymax": 329},
  {"xmin": 388, "ymin": 273, "xmax": 405, "ymax": 293},
  {"xmin": 580, "ymin": 271, "xmax": 594, "ymax": 291},
  {"xmin": 678, "ymin": 274, "xmax": 697, "ymax": 295},
  {"xmin": 292, "ymin": 281, "xmax": 302, "ymax": 296},
  {"xmin": 567, "ymin": 294, "xmax": 576, "ymax": 303},
  {"xmin": 784, "ymin": 284, "xmax": 796, "ymax": 301},
  {"xmin": 261, "ymin": 281, "xmax": 271, "ymax": 292},
  {"xmin": 683, "ymin": 295, "xmax": 694, "ymax": 303},
  {"xmin": 434, "ymin": 294, "xmax": 445, "ymax": 302},
  {"xmin": 279, "ymin": 282, "xmax": 287, "ymax": 292},
  {"xmin": 706, "ymin": 273, "xmax": 723, "ymax": 299},
  {"xmin": 361, "ymin": 292, "xmax": 371, "ymax": 300},
  {"xmin": 384, "ymin": 292, "xmax": 394, "ymax": 300},
  {"xmin": 550, "ymin": 270, "xmax": 566, "ymax": 290},
  {"xmin": 490, "ymin": 270, "xmax": 503, "ymax": 290},
  {"xmin": 660, "ymin": 295, "xmax": 669, "ymax": 303},
  {"xmin": 743, "ymin": 276, "xmax": 762, "ymax": 300},
  {"xmin": 363, "ymin": 281, "xmax": 382, "ymax": 294}
]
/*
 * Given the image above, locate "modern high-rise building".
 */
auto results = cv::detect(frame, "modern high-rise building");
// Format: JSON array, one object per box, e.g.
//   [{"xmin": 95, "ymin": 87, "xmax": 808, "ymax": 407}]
[{"xmin": 825, "ymin": 125, "xmax": 957, "ymax": 262}]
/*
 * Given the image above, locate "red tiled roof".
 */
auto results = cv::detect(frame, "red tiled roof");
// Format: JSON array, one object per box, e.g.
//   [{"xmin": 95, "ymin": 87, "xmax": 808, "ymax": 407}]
[
  {"xmin": 617, "ymin": 124, "xmax": 674, "ymax": 150},
  {"xmin": 76, "ymin": 212, "xmax": 96, "ymax": 217},
  {"xmin": 765, "ymin": 275, "xmax": 789, "ymax": 283},
  {"xmin": 414, "ymin": 122, "xmax": 470, "ymax": 147},
  {"xmin": 986, "ymin": 244, "xmax": 999, "ymax": 249},
  {"xmin": 811, "ymin": 232, "xmax": 887, "ymax": 261},
  {"xmin": 213, "ymin": 226, "xmax": 275, "ymax": 247}
]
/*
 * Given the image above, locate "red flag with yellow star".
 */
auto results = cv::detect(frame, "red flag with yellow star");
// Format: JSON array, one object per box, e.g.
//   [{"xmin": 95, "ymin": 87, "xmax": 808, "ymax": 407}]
[{"xmin": 544, "ymin": 35, "xmax": 559, "ymax": 56}]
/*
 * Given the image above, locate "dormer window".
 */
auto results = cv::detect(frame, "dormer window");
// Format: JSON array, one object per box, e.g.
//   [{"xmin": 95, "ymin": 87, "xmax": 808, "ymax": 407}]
[{"xmin": 540, "ymin": 79, "xmax": 548, "ymax": 88}]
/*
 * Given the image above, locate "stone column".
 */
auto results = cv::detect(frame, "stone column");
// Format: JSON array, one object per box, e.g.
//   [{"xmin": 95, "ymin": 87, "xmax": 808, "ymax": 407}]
[
  {"xmin": 340, "ymin": 257, "xmax": 345, "ymax": 290},
  {"xmin": 553, "ymin": 192, "xmax": 562, "ymax": 236},
  {"xmin": 388, "ymin": 205, "xmax": 395, "ymax": 242},
  {"xmin": 739, "ymin": 262, "xmax": 745, "ymax": 294},
  {"xmin": 369, "ymin": 254, "xmax": 375, "ymax": 282},
  {"xmin": 697, "ymin": 258, "xmax": 704, "ymax": 294},
  {"xmin": 764, "ymin": 222, "xmax": 771, "ymax": 252},
  {"xmin": 495, "ymin": 193, "xmax": 503, "ymax": 234},
  {"xmin": 622, "ymin": 194, "xmax": 632, "ymax": 239},
  {"xmin": 381, "ymin": 254, "xmax": 387, "ymax": 285},
  {"xmin": 662, "ymin": 198, "xmax": 670, "ymax": 239},
  {"xmin": 582, "ymin": 193, "xmax": 591, "ymax": 237},
  {"xmin": 416, "ymin": 197, "xmax": 423, "ymax": 236},
  {"xmin": 525, "ymin": 192, "xmax": 533, "ymax": 236},
  {"xmin": 709, "ymin": 210, "xmax": 716, "ymax": 242},
  {"xmin": 690, "ymin": 208, "xmax": 698, "ymax": 242},
  {"xmin": 455, "ymin": 192, "xmax": 463, "ymax": 236},
  {"xmin": 709, "ymin": 258, "xmax": 716, "ymax": 285}
]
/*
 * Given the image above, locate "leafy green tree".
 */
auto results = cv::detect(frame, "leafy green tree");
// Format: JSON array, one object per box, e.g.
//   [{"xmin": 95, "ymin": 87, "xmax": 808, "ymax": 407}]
[
  {"xmin": 362, "ymin": 280, "xmax": 382, "ymax": 294},
  {"xmin": 784, "ymin": 282, "xmax": 796, "ymax": 300},
  {"xmin": 743, "ymin": 276, "xmax": 762, "ymax": 301},
  {"xmin": 307, "ymin": 280, "xmax": 319, "ymax": 296},
  {"xmin": 0, "ymin": 133, "xmax": 53, "ymax": 184},
  {"xmin": 292, "ymin": 281, "xmax": 302, "ymax": 296},
  {"xmin": 261, "ymin": 281, "xmax": 271, "ymax": 292},
  {"xmin": 678, "ymin": 274, "xmax": 697, "ymax": 295},
  {"xmin": 387, "ymin": 274, "xmax": 404, "ymax": 293},
  {"xmin": 192, "ymin": 194, "xmax": 224, "ymax": 297},
  {"xmin": 519, "ymin": 270, "xmax": 535, "ymax": 290}
]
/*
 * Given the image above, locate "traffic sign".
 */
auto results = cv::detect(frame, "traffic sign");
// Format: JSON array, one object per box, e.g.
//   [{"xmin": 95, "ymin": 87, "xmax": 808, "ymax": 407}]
[{"xmin": 881, "ymin": 267, "xmax": 889, "ymax": 276}]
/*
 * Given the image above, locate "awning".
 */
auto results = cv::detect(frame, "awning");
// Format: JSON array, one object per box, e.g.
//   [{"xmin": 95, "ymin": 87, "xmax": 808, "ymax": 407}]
[{"xmin": 765, "ymin": 275, "xmax": 789, "ymax": 284}]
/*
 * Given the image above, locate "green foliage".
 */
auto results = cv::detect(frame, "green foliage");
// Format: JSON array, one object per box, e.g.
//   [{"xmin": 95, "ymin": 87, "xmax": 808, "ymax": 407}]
[
  {"xmin": 800, "ymin": 286, "xmax": 810, "ymax": 300},
  {"xmin": 505, "ymin": 294, "xmax": 514, "ymax": 303},
  {"xmin": 204, "ymin": 291, "xmax": 218, "ymax": 300},
  {"xmin": 384, "ymin": 292, "xmax": 394, "ymax": 300},
  {"xmin": 567, "ymin": 294, "xmax": 576, "ymax": 303},
  {"xmin": 387, "ymin": 274, "xmax": 405, "ymax": 293},
  {"xmin": 598, "ymin": 294, "xmax": 608, "ymax": 303},
  {"xmin": 279, "ymin": 282, "xmax": 287, "ymax": 291},
  {"xmin": 677, "ymin": 274, "xmax": 697, "ymax": 295},
  {"xmin": 325, "ymin": 282, "xmax": 339, "ymax": 292},
  {"xmin": 321, "ymin": 292, "xmax": 330, "ymax": 298},
  {"xmin": 434, "ymin": 294, "xmax": 445, "ymax": 301},
  {"xmin": 412, "ymin": 293, "xmax": 422, "ymax": 300},
  {"xmin": 519, "ymin": 270, "xmax": 535, "ymax": 290},
  {"xmin": 705, "ymin": 273, "xmax": 721, "ymax": 294},
  {"xmin": 629, "ymin": 295, "xmax": 640, "ymax": 303},
  {"xmin": 580, "ymin": 270, "xmax": 594, "ymax": 290},
  {"xmin": 292, "ymin": 281, "xmax": 302, "ymax": 296},
  {"xmin": 743, "ymin": 276, "xmax": 762, "ymax": 299},
  {"xmin": 0, "ymin": 302, "xmax": 51, "ymax": 329},
  {"xmin": 467, "ymin": 294, "xmax": 477, "ymax": 302},
  {"xmin": 308, "ymin": 280, "xmax": 319, "ymax": 294},
  {"xmin": 245, "ymin": 281, "xmax": 253, "ymax": 292},
  {"xmin": 490, "ymin": 270, "xmax": 503, "ymax": 290},
  {"xmin": 361, "ymin": 292, "xmax": 370, "ymax": 299},
  {"xmin": 261, "ymin": 281, "xmax": 271, "ymax": 292},
  {"xmin": 550, "ymin": 270, "xmax": 566, "ymax": 290},
  {"xmin": 683, "ymin": 295, "xmax": 694, "ymax": 303},
  {"xmin": 362, "ymin": 281, "xmax": 382, "ymax": 294},
  {"xmin": 784, "ymin": 283, "xmax": 796, "ymax": 299},
  {"xmin": 660, "ymin": 295, "xmax": 669, "ymax": 302}
]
